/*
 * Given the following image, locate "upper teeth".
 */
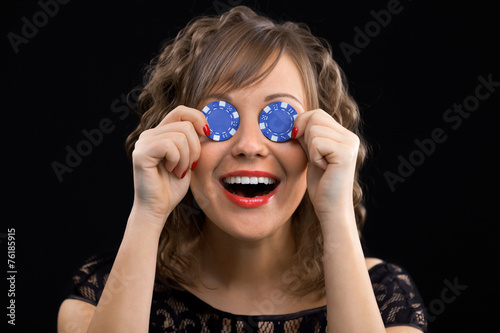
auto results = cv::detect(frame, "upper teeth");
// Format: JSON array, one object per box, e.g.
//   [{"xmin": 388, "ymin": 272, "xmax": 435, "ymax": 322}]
[{"xmin": 223, "ymin": 176, "xmax": 276, "ymax": 185}]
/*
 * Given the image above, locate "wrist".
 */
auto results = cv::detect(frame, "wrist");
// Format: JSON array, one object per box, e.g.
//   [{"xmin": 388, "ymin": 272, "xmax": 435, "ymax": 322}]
[
  {"xmin": 317, "ymin": 201, "xmax": 358, "ymax": 241},
  {"xmin": 126, "ymin": 203, "xmax": 169, "ymax": 238},
  {"xmin": 315, "ymin": 196, "xmax": 355, "ymax": 223}
]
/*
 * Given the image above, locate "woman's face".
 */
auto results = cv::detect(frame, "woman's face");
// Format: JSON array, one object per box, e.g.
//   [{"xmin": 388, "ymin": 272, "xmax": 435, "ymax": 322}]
[{"xmin": 190, "ymin": 54, "xmax": 308, "ymax": 241}]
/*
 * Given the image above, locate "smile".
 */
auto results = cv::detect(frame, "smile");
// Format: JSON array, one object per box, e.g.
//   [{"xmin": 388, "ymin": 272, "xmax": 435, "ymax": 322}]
[{"xmin": 219, "ymin": 171, "xmax": 280, "ymax": 208}]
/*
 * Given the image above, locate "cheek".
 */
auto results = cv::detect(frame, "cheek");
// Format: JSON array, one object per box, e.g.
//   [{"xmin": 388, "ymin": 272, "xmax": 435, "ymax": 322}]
[
  {"xmin": 189, "ymin": 141, "xmax": 221, "ymax": 206},
  {"xmin": 274, "ymin": 143, "xmax": 308, "ymax": 222},
  {"xmin": 194, "ymin": 139, "xmax": 226, "ymax": 176},
  {"xmin": 282, "ymin": 142, "xmax": 308, "ymax": 180}
]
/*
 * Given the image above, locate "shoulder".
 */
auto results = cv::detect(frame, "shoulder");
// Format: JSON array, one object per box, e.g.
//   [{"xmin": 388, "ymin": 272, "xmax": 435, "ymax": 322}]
[
  {"xmin": 59, "ymin": 254, "xmax": 115, "ymax": 332},
  {"xmin": 365, "ymin": 257, "xmax": 384, "ymax": 270},
  {"xmin": 65, "ymin": 253, "xmax": 116, "ymax": 305},
  {"xmin": 366, "ymin": 258, "xmax": 428, "ymax": 332}
]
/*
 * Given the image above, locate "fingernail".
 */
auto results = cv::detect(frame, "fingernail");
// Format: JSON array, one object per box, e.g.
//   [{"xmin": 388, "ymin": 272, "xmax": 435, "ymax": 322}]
[
  {"xmin": 172, "ymin": 166, "xmax": 177, "ymax": 173},
  {"xmin": 181, "ymin": 169, "xmax": 188, "ymax": 179},
  {"xmin": 291, "ymin": 127, "xmax": 298, "ymax": 139},
  {"xmin": 203, "ymin": 124, "xmax": 210, "ymax": 137},
  {"xmin": 191, "ymin": 160, "xmax": 198, "ymax": 171}
]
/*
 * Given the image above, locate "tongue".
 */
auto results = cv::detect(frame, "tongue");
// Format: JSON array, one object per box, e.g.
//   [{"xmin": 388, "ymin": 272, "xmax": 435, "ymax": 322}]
[
  {"xmin": 233, "ymin": 185, "xmax": 268, "ymax": 198},
  {"xmin": 235, "ymin": 188, "xmax": 249, "ymax": 197}
]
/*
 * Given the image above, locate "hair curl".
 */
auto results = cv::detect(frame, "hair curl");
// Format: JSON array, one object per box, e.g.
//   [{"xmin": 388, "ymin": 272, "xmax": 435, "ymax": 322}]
[{"xmin": 125, "ymin": 6, "xmax": 367, "ymax": 296}]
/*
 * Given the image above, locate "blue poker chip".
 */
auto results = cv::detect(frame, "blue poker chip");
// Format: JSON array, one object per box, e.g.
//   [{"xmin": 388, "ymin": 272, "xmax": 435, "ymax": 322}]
[
  {"xmin": 259, "ymin": 102, "xmax": 298, "ymax": 142},
  {"xmin": 202, "ymin": 101, "xmax": 240, "ymax": 141}
]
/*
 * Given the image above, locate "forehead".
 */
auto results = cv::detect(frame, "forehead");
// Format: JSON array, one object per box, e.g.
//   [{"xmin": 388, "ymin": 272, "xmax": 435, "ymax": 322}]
[
  {"xmin": 208, "ymin": 53, "xmax": 307, "ymax": 109},
  {"xmin": 253, "ymin": 54, "xmax": 306, "ymax": 102}
]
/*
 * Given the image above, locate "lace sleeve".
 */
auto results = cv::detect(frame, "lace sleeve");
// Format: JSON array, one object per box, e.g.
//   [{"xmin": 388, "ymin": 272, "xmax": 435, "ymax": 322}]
[
  {"xmin": 65, "ymin": 254, "xmax": 114, "ymax": 306},
  {"xmin": 370, "ymin": 262, "xmax": 428, "ymax": 332}
]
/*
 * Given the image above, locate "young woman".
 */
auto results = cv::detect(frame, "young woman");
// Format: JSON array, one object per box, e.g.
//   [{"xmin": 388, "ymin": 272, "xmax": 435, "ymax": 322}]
[{"xmin": 58, "ymin": 6, "xmax": 427, "ymax": 332}]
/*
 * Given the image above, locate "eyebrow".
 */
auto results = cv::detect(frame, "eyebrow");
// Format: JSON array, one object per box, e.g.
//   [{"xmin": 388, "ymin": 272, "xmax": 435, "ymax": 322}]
[
  {"xmin": 205, "ymin": 93, "xmax": 304, "ymax": 108},
  {"xmin": 264, "ymin": 93, "xmax": 304, "ymax": 108}
]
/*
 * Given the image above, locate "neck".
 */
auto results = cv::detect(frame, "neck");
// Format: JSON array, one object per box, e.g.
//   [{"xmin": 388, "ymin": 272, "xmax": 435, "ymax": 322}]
[{"xmin": 199, "ymin": 218, "xmax": 296, "ymax": 293}]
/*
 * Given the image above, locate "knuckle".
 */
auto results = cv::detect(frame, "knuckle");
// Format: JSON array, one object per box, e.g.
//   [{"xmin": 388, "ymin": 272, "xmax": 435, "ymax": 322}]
[
  {"xmin": 131, "ymin": 147, "xmax": 146, "ymax": 164},
  {"xmin": 309, "ymin": 136, "xmax": 322, "ymax": 152},
  {"xmin": 345, "ymin": 143, "xmax": 359, "ymax": 161},
  {"xmin": 133, "ymin": 136, "xmax": 146, "ymax": 152},
  {"xmin": 310, "ymin": 136, "xmax": 321, "ymax": 145},
  {"xmin": 138, "ymin": 128, "xmax": 153, "ymax": 140},
  {"xmin": 131, "ymin": 148, "xmax": 140, "ymax": 160},
  {"xmin": 308, "ymin": 110, "xmax": 322, "ymax": 121},
  {"xmin": 349, "ymin": 132, "xmax": 360, "ymax": 148},
  {"xmin": 171, "ymin": 104, "xmax": 187, "ymax": 113},
  {"xmin": 190, "ymin": 144, "xmax": 201, "ymax": 158},
  {"xmin": 179, "ymin": 120, "xmax": 194, "ymax": 132}
]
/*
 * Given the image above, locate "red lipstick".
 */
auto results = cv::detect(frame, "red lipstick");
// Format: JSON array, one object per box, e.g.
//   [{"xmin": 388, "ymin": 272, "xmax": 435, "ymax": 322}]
[{"xmin": 219, "ymin": 170, "xmax": 280, "ymax": 208}]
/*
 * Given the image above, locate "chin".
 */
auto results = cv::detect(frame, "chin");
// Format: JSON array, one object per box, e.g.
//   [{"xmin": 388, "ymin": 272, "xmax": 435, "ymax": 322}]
[{"xmin": 205, "ymin": 211, "xmax": 292, "ymax": 242}]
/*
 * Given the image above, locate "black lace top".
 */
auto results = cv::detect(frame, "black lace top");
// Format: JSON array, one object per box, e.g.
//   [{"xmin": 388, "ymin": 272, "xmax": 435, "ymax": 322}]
[{"xmin": 65, "ymin": 254, "xmax": 427, "ymax": 332}]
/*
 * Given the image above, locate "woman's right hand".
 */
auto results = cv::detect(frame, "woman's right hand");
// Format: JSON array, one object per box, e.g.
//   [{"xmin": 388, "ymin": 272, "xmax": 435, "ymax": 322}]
[{"xmin": 130, "ymin": 105, "xmax": 208, "ymax": 225}]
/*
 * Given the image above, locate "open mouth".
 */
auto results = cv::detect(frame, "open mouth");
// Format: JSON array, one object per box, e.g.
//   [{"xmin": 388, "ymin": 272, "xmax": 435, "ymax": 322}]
[{"xmin": 221, "ymin": 176, "xmax": 280, "ymax": 198}]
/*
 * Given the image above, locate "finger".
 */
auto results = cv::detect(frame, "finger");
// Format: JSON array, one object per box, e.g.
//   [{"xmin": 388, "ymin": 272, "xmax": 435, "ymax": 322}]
[
  {"xmin": 292, "ymin": 110, "xmax": 344, "ymax": 161},
  {"xmin": 293, "ymin": 109, "xmax": 348, "ymax": 140},
  {"xmin": 167, "ymin": 133, "xmax": 191, "ymax": 177},
  {"xmin": 134, "ymin": 130, "xmax": 191, "ymax": 178},
  {"xmin": 177, "ymin": 122, "xmax": 201, "ymax": 170},
  {"xmin": 133, "ymin": 133, "xmax": 180, "ymax": 171},
  {"xmin": 309, "ymin": 137, "xmax": 331, "ymax": 171},
  {"xmin": 306, "ymin": 124, "xmax": 349, "ymax": 144},
  {"xmin": 293, "ymin": 110, "xmax": 359, "ymax": 170},
  {"xmin": 310, "ymin": 136, "xmax": 359, "ymax": 168},
  {"xmin": 145, "ymin": 121, "xmax": 202, "ymax": 170},
  {"xmin": 157, "ymin": 105, "xmax": 209, "ymax": 137}
]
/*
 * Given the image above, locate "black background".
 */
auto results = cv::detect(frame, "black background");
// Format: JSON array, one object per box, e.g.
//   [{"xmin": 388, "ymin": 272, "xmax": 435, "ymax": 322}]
[{"xmin": 2, "ymin": 0, "xmax": 498, "ymax": 332}]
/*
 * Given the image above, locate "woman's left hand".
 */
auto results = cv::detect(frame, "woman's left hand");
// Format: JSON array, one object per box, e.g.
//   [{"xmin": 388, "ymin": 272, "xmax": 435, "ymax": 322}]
[{"xmin": 293, "ymin": 109, "xmax": 360, "ymax": 220}]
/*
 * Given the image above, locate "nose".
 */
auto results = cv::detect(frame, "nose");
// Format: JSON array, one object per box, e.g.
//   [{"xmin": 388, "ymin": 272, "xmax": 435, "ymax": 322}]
[{"xmin": 231, "ymin": 115, "xmax": 269, "ymax": 159}]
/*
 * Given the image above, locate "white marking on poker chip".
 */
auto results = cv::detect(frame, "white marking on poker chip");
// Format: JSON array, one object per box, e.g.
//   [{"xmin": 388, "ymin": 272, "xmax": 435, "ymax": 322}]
[
  {"xmin": 258, "ymin": 101, "xmax": 298, "ymax": 142},
  {"xmin": 202, "ymin": 100, "xmax": 240, "ymax": 141}
]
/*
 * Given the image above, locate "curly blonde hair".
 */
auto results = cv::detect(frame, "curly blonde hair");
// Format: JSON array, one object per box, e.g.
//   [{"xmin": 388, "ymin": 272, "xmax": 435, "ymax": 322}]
[{"xmin": 125, "ymin": 6, "xmax": 367, "ymax": 296}]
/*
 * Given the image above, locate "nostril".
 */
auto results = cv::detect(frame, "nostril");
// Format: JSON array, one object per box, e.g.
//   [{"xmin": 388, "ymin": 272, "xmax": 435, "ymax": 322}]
[{"xmin": 232, "ymin": 132, "xmax": 269, "ymax": 158}]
